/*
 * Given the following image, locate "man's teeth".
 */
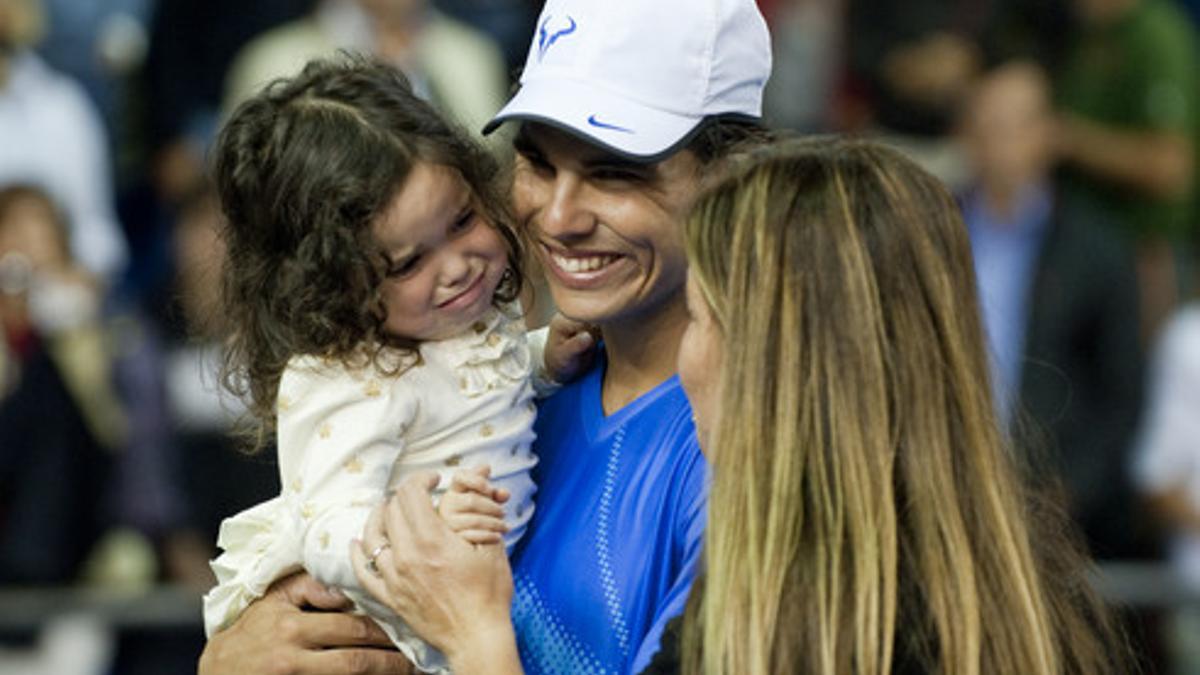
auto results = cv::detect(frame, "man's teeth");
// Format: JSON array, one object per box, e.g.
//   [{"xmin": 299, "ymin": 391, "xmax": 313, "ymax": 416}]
[{"xmin": 551, "ymin": 253, "xmax": 615, "ymax": 273}]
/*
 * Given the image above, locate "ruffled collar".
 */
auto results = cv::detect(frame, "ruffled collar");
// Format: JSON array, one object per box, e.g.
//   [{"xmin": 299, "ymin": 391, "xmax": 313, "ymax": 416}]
[{"xmin": 423, "ymin": 305, "xmax": 530, "ymax": 397}]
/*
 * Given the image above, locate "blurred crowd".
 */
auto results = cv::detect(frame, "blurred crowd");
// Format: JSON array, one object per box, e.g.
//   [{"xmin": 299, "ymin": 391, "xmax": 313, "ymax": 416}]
[{"xmin": 0, "ymin": 0, "xmax": 1196, "ymax": 671}]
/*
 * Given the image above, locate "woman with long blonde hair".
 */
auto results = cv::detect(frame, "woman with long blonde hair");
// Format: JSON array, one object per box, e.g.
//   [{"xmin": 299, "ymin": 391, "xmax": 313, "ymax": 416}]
[{"xmin": 676, "ymin": 136, "xmax": 1123, "ymax": 674}]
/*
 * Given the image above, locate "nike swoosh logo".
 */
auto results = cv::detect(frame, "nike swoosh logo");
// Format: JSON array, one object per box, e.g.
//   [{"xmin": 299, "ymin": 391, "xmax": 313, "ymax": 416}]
[{"xmin": 587, "ymin": 115, "xmax": 634, "ymax": 134}]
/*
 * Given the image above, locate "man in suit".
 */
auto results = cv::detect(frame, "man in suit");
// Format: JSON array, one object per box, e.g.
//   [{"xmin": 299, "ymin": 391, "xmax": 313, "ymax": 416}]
[{"xmin": 959, "ymin": 61, "xmax": 1146, "ymax": 558}]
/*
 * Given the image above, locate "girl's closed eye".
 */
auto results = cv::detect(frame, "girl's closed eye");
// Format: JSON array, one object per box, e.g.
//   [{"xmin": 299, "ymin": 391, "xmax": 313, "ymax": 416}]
[
  {"xmin": 387, "ymin": 253, "xmax": 422, "ymax": 278},
  {"xmin": 451, "ymin": 207, "xmax": 477, "ymax": 234}
]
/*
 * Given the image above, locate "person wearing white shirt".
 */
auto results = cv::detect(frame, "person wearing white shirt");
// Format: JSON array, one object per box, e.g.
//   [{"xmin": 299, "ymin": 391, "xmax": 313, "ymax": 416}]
[
  {"xmin": 1133, "ymin": 304, "xmax": 1200, "ymax": 671},
  {"xmin": 0, "ymin": 0, "xmax": 128, "ymax": 282}
]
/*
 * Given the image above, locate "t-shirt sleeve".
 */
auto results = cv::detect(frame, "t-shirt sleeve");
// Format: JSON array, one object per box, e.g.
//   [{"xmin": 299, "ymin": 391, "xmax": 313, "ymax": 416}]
[
  {"xmin": 631, "ymin": 445, "xmax": 708, "ymax": 673},
  {"xmin": 278, "ymin": 361, "xmax": 416, "ymax": 591}
]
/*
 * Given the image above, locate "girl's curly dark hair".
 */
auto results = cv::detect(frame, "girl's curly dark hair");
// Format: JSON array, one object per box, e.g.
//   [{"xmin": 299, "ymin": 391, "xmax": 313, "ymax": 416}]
[{"xmin": 213, "ymin": 55, "xmax": 523, "ymax": 451}]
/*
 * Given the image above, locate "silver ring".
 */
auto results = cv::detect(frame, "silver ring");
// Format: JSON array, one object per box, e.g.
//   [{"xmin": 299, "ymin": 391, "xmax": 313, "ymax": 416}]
[{"xmin": 366, "ymin": 542, "xmax": 390, "ymax": 575}]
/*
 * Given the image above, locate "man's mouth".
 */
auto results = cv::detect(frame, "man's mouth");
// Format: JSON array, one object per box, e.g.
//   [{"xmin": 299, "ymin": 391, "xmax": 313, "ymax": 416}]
[
  {"xmin": 548, "ymin": 251, "xmax": 620, "ymax": 273},
  {"xmin": 541, "ymin": 242, "xmax": 623, "ymax": 278}
]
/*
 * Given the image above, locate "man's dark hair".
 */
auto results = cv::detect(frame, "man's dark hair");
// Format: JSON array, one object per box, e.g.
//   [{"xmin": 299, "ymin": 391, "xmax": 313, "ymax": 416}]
[{"xmin": 685, "ymin": 116, "xmax": 775, "ymax": 165}]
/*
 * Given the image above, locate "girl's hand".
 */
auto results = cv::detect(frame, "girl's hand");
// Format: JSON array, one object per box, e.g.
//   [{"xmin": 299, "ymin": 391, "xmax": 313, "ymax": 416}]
[
  {"xmin": 437, "ymin": 465, "xmax": 510, "ymax": 545},
  {"xmin": 544, "ymin": 314, "xmax": 599, "ymax": 384},
  {"xmin": 351, "ymin": 473, "xmax": 521, "ymax": 673}
]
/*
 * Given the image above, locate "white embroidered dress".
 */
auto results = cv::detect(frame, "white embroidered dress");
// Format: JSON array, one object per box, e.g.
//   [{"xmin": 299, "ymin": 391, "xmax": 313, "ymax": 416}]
[{"xmin": 203, "ymin": 308, "xmax": 540, "ymax": 673}]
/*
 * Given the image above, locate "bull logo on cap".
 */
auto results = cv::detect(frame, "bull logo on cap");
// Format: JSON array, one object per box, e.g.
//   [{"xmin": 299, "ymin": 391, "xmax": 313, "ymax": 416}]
[{"xmin": 537, "ymin": 14, "xmax": 577, "ymax": 61}]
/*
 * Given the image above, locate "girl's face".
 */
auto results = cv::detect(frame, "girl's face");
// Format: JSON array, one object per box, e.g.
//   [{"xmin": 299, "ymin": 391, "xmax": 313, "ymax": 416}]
[
  {"xmin": 677, "ymin": 272, "xmax": 723, "ymax": 453},
  {"xmin": 372, "ymin": 163, "xmax": 509, "ymax": 341}
]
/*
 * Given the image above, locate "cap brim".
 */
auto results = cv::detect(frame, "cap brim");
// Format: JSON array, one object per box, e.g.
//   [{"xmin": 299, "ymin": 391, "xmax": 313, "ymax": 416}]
[{"xmin": 482, "ymin": 78, "xmax": 704, "ymax": 163}]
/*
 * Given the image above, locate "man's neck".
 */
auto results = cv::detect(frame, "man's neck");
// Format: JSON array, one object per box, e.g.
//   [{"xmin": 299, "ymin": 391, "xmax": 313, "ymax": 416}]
[
  {"xmin": 981, "ymin": 179, "xmax": 1020, "ymax": 222},
  {"xmin": 980, "ymin": 176, "xmax": 1050, "ymax": 225},
  {"xmin": 597, "ymin": 296, "xmax": 688, "ymax": 416}
]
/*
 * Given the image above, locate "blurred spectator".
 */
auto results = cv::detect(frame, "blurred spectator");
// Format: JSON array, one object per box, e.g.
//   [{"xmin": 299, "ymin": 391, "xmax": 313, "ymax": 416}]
[
  {"xmin": 1055, "ymin": 0, "xmax": 1198, "ymax": 343},
  {"xmin": 223, "ymin": 0, "xmax": 508, "ymax": 139},
  {"xmin": 141, "ymin": 0, "xmax": 312, "ymax": 205},
  {"xmin": 431, "ymin": 0, "xmax": 538, "ymax": 76},
  {"xmin": 154, "ymin": 183, "xmax": 278, "ymax": 547},
  {"xmin": 121, "ymin": 0, "xmax": 309, "ymax": 308},
  {"xmin": 842, "ymin": 0, "xmax": 1080, "ymax": 186},
  {"xmin": 843, "ymin": 0, "xmax": 985, "ymax": 184},
  {"xmin": 0, "ymin": 185, "xmax": 118, "ymax": 584},
  {"xmin": 0, "ymin": 183, "xmax": 211, "ymax": 592},
  {"xmin": 959, "ymin": 62, "xmax": 1146, "ymax": 558},
  {"xmin": 1134, "ymin": 301, "xmax": 1200, "ymax": 670},
  {"xmin": 0, "ymin": 0, "xmax": 129, "ymax": 283},
  {"xmin": 762, "ymin": 0, "xmax": 841, "ymax": 133},
  {"xmin": 34, "ymin": 0, "xmax": 151, "ymax": 142}
]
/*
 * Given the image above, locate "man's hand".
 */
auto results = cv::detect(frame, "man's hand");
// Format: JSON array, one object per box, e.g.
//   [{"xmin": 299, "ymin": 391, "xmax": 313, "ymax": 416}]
[{"xmin": 198, "ymin": 572, "xmax": 412, "ymax": 675}]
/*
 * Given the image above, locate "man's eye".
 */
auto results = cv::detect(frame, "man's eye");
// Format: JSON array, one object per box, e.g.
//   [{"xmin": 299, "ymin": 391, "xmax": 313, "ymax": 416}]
[
  {"xmin": 516, "ymin": 145, "xmax": 553, "ymax": 173},
  {"xmin": 593, "ymin": 168, "xmax": 644, "ymax": 183}
]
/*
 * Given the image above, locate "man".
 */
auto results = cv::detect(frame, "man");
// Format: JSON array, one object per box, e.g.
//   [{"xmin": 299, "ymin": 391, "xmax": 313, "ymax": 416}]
[
  {"xmin": 1055, "ymin": 0, "xmax": 1197, "ymax": 341},
  {"xmin": 197, "ymin": 0, "xmax": 772, "ymax": 673},
  {"xmin": 960, "ymin": 62, "xmax": 1144, "ymax": 558}
]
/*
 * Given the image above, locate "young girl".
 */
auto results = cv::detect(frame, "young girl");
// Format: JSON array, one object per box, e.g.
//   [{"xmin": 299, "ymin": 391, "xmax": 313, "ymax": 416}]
[{"xmin": 200, "ymin": 56, "xmax": 590, "ymax": 674}]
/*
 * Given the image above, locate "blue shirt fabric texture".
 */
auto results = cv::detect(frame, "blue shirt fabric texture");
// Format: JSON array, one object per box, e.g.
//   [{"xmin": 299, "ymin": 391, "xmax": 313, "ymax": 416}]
[
  {"xmin": 964, "ymin": 183, "xmax": 1053, "ymax": 423},
  {"xmin": 510, "ymin": 353, "xmax": 707, "ymax": 675}
]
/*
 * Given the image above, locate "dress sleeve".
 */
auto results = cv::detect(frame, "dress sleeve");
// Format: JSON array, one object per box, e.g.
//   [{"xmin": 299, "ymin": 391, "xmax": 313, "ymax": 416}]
[
  {"xmin": 279, "ymin": 359, "xmax": 417, "ymax": 592},
  {"xmin": 525, "ymin": 326, "xmax": 562, "ymax": 398},
  {"xmin": 630, "ymin": 444, "xmax": 708, "ymax": 673}
]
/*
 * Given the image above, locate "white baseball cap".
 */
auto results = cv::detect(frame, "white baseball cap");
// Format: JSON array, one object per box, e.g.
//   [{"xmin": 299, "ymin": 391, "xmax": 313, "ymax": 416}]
[{"xmin": 482, "ymin": 0, "xmax": 772, "ymax": 162}]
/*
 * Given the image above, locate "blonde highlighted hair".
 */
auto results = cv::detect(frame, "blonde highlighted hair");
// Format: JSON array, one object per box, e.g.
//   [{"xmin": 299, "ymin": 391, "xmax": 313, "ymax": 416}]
[{"xmin": 681, "ymin": 137, "xmax": 1122, "ymax": 674}]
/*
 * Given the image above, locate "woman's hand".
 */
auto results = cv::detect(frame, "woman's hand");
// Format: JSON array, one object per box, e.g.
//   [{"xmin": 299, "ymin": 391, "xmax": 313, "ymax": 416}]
[
  {"xmin": 352, "ymin": 473, "xmax": 523, "ymax": 674},
  {"xmin": 197, "ymin": 572, "xmax": 411, "ymax": 675}
]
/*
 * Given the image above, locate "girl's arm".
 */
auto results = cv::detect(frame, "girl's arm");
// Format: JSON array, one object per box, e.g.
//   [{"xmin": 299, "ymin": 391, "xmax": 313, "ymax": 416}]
[
  {"xmin": 279, "ymin": 360, "xmax": 416, "ymax": 593},
  {"xmin": 351, "ymin": 473, "xmax": 525, "ymax": 675},
  {"xmin": 528, "ymin": 314, "xmax": 598, "ymax": 395}
]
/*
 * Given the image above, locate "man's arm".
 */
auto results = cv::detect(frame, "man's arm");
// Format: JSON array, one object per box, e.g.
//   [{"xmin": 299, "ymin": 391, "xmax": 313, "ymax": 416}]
[
  {"xmin": 199, "ymin": 572, "xmax": 411, "ymax": 675},
  {"xmin": 1056, "ymin": 115, "xmax": 1193, "ymax": 198}
]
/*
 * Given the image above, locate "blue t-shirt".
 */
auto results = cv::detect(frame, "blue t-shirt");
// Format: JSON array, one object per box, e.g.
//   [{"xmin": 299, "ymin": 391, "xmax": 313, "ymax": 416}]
[{"xmin": 511, "ymin": 356, "xmax": 707, "ymax": 674}]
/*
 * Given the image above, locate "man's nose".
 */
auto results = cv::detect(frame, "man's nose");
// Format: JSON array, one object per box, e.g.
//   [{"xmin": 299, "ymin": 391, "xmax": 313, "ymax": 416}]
[{"xmin": 538, "ymin": 173, "xmax": 595, "ymax": 241}]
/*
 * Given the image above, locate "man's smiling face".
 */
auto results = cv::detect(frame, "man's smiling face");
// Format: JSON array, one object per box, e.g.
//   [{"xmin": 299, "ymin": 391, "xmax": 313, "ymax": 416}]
[{"xmin": 511, "ymin": 123, "xmax": 699, "ymax": 328}]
